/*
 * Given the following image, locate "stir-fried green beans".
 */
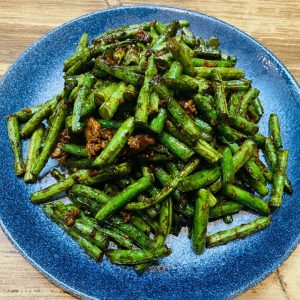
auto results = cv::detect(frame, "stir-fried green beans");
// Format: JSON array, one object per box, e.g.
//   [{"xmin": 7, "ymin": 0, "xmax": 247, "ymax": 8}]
[{"xmin": 7, "ymin": 20, "xmax": 291, "ymax": 270}]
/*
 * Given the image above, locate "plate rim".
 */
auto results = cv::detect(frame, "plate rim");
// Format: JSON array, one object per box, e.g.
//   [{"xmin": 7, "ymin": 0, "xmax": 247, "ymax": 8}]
[{"xmin": 0, "ymin": 4, "xmax": 300, "ymax": 300}]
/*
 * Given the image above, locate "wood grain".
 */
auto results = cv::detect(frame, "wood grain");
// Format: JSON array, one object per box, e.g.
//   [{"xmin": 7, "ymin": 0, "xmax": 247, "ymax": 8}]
[{"xmin": 0, "ymin": 0, "xmax": 299, "ymax": 299}]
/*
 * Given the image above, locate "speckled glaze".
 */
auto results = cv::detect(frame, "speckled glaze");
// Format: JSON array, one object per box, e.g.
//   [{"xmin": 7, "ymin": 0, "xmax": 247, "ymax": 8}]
[{"xmin": 0, "ymin": 5, "xmax": 300, "ymax": 300}]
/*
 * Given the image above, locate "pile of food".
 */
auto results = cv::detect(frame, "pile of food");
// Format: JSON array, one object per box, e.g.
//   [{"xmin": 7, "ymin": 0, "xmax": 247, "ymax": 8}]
[{"xmin": 7, "ymin": 19, "xmax": 291, "ymax": 270}]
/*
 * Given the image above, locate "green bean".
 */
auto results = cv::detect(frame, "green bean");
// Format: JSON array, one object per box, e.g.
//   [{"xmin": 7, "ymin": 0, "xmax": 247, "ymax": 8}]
[
  {"xmin": 125, "ymin": 158, "xmax": 200, "ymax": 210},
  {"xmin": 209, "ymin": 178, "xmax": 223, "ymax": 194},
  {"xmin": 152, "ymin": 197, "xmax": 173, "ymax": 247},
  {"xmin": 68, "ymin": 192, "xmax": 101, "ymax": 214},
  {"xmin": 263, "ymin": 138, "xmax": 275, "ymax": 168},
  {"xmin": 107, "ymin": 246, "xmax": 171, "ymax": 265},
  {"xmin": 152, "ymin": 20, "xmax": 180, "ymax": 50},
  {"xmin": 192, "ymin": 189, "xmax": 209, "ymax": 254},
  {"xmin": 81, "ymin": 91, "xmax": 96, "ymax": 117},
  {"xmin": 95, "ymin": 176, "xmax": 153, "ymax": 222},
  {"xmin": 65, "ymin": 157, "xmax": 93, "ymax": 170},
  {"xmin": 251, "ymin": 133, "xmax": 266, "ymax": 148},
  {"xmin": 92, "ymin": 117, "xmax": 134, "ymax": 167},
  {"xmin": 154, "ymin": 21, "xmax": 166, "ymax": 35},
  {"xmin": 149, "ymin": 92, "xmax": 160, "ymax": 115},
  {"xmin": 20, "ymin": 97, "xmax": 57, "ymax": 138},
  {"xmin": 83, "ymin": 163, "xmax": 132, "ymax": 186},
  {"xmin": 31, "ymin": 169, "xmax": 90, "ymax": 203},
  {"xmin": 167, "ymin": 37, "xmax": 195, "ymax": 76},
  {"xmin": 150, "ymin": 108, "xmax": 167, "ymax": 134},
  {"xmin": 32, "ymin": 100, "xmax": 68, "ymax": 177},
  {"xmin": 94, "ymin": 22, "xmax": 151, "ymax": 45},
  {"xmin": 64, "ymin": 33, "xmax": 89, "ymax": 70},
  {"xmin": 221, "ymin": 147, "xmax": 234, "ymax": 184},
  {"xmin": 165, "ymin": 61, "xmax": 183, "ymax": 79},
  {"xmin": 207, "ymin": 190, "xmax": 218, "ymax": 207},
  {"xmin": 263, "ymin": 139, "xmax": 292, "ymax": 194},
  {"xmin": 243, "ymin": 157, "xmax": 266, "ymax": 183},
  {"xmin": 24, "ymin": 125, "xmax": 45, "ymax": 182},
  {"xmin": 113, "ymin": 46, "xmax": 126, "ymax": 65},
  {"xmin": 100, "ymin": 226, "xmax": 134, "ymax": 249},
  {"xmin": 165, "ymin": 118, "xmax": 212, "ymax": 143},
  {"xmin": 217, "ymin": 124, "xmax": 246, "ymax": 143},
  {"xmin": 96, "ymin": 119, "xmax": 122, "ymax": 130},
  {"xmin": 93, "ymin": 58, "xmax": 144, "ymax": 86},
  {"xmin": 60, "ymin": 144, "xmax": 88, "ymax": 157},
  {"xmin": 151, "ymin": 79, "xmax": 202, "ymax": 142},
  {"xmin": 72, "ymin": 74, "xmax": 95, "ymax": 133},
  {"xmin": 232, "ymin": 140, "xmax": 256, "ymax": 174},
  {"xmin": 193, "ymin": 139, "xmax": 223, "ymax": 164},
  {"xmin": 135, "ymin": 152, "xmax": 175, "ymax": 162},
  {"xmin": 160, "ymin": 132, "xmax": 194, "ymax": 162},
  {"xmin": 44, "ymin": 204, "xmax": 103, "ymax": 260},
  {"xmin": 94, "ymin": 83, "xmax": 118, "ymax": 106},
  {"xmin": 209, "ymin": 201, "xmax": 243, "ymax": 219},
  {"xmin": 207, "ymin": 217, "xmax": 271, "ymax": 247},
  {"xmin": 76, "ymin": 33, "xmax": 89, "ymax": 52},
  {"xmin": 14, "ymin": 97, "xmax": 57, "ymax": 123},
  {"xmin": 269, "ymin": 150, "xmax": 289, "ymax": 208},
  {"xmin": 194, "ymin": 45, "xmax": 221, "ymax": 59},
  {"xmin": 252, "ymin": 97, "xmax": 264, "ymax": 116},
  {"xmin": 222, "ymin": 184, "xmax": 270, "ymax": 215},
  {"xmin": 50, "ymin": 168, "xmax": 65, "ymax": 181},
  {"xmin": 165, "ymin": 117, "xmax": 220, "ymax": 163},
  {"xmin": 163, "ymin": 77, "xmax": 198, "ymax": 94},
  {"xmin": 154, "ymin": 167, "xmax": 185, "ymax": 204},
  {"xmin": 71, "ymin": 184, "xmax": 110, "ymax": 204},
  {"xmin": 247, "ymin": 104, "xmax": 260, "ymax": 123},
  {"xmin": 225, "ymin": 80, "xmax": 251, "ymax": 92},
  {"xmin": 228, "ymin": 93, "xmax": 240, "ymax": 120},
  {"xmin": 239, "ymin": 88, "xmax": 260, "ymax": 116},
  {"xmin": 193, "ymin": 117, "xmax": 213, "ymax": 134},
  {"xmin": 127, "ymin": 214, "xmax": 153, "ymax": 235},
  {"xmin": 7, "ymin": 115, "xmax": 25, "ymax": 175},
  {"xmin": 195, "ymin": 67, "xmax": 245, "ymax": 80},
  {"xmin": 178, "ymin": 167, "xmax": 221, "ymax": 192},
  {"xmin": 99, "ymin": 82, "xmax": 127, "ymax": 120},
  {"xmin": 56, "ymin": 202, "xmax": 109, "ymax": 250},
  {"xmin": 192, "ymin": 58, "xmax": 233, "ymax": 68},
  {"xmin": 135, "ymin": 55, "xmax": 157, "ymax": 124},
  {"xmin": 154, "ymin": 52, "xmax": 173, "ymax": 70},
  {"xmin": 254, "ymin": 157, "xmax": 273, "ymax": 183},
  {"xmin": 269, "ymin": 114, "xmax": 282, "ymax": 149},
  {"xmin": 193, "ymin": 94, "xmax": 218, "ymax": 126},
  {"xmin": 149, "ymin": 25, "xmax": 159, "ymax": 45},
  {"xmin": 181, "ymin": 27, "xmax": 197, "ymax": 47},
  {"xmin": 123, "ymin": 84, "xmax": 137, "ymax": 102},
  {"xmin": 137, "ymin": 212, "xmax": 159, "ymax": 232},
  {"xmin": 239, "ymin": 171, "xmax": 269, "ymax": 197},
  {"xmin": 229, "ymin": 115, "xmax": 259, "ymax": 136},
  {"xmin": 109, "ymin": 217, "xmax": 152, "ymax": 249},
  {"xmin": 211, "ymin": 69, "xmax": 228, "ymax": 120},
  {"xmin": 180, "ymin": 75, "xmax": 210, "ymax": 92}
]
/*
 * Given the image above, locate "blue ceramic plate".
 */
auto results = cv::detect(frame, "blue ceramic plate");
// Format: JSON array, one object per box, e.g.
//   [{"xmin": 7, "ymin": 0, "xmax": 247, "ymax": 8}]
[{"xmin": 0, "ymin": 5, "xmax": 300, "ymax": 300}]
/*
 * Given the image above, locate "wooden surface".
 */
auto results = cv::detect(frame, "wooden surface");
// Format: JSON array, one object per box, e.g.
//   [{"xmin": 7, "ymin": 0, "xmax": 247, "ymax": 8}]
[{"xmin": 0, "ymin": 0, "xmax": 299, "ymax": 299}]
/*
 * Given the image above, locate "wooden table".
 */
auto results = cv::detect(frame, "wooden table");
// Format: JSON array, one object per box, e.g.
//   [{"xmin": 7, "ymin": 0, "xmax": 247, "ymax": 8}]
[{"xmin": 1, "ymin": 1, "xmax": 299, "ymax": 299}]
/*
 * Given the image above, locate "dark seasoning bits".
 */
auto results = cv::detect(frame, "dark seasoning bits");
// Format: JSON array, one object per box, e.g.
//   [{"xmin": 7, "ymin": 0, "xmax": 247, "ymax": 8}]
[{"xmin": 7, "ymin": 19, "xmax": 291, "ymax": 269}]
